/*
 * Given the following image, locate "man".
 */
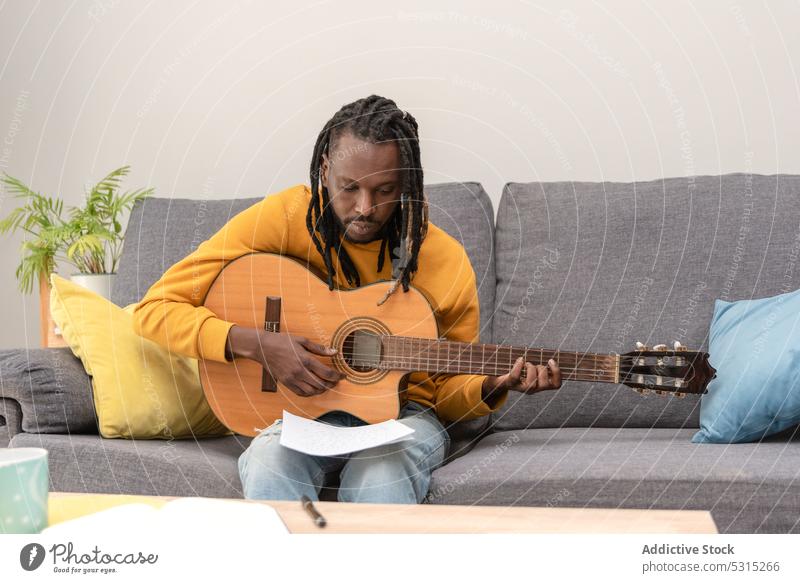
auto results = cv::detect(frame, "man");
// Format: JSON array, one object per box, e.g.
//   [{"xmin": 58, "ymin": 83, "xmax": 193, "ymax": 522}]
[{"xmin": 133, "ymin": 95, "xmax": 562, "ymax": 504}]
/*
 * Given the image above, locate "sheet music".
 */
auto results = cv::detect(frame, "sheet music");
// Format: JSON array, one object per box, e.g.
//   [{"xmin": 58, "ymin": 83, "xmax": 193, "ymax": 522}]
[{"xmin": 279, "ymin": 410, "xmax": 415, "ymax": 456}]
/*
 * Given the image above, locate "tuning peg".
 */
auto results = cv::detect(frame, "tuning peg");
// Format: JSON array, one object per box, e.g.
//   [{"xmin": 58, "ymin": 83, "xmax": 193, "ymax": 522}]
[
  {"xmin": 673, "ymin": 392, "xmax": 686, "ymax": 399},
  {"xmin": 654, "ymin": 390, "xmax": 666, "ymax": 396},
  {"xmin": 673, "ymin": 340, "xmax": 688, "ymax": 366},
  {"xmin": 634, "ymin": 388, "xmax": 651, "ymax": 395},
  {"xmin": 635, "ymin": 342, "xmax": 649, "ymax": 367},
  {"xmin": 652, "ymin": 345, "xmax": 667, "ymax": 368}
]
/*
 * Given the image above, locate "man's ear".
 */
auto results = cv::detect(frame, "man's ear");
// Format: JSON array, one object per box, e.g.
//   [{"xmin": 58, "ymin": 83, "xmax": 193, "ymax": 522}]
[{"xmin": 320, "ymin": 153, "xmax": 329, "ymax": 188}]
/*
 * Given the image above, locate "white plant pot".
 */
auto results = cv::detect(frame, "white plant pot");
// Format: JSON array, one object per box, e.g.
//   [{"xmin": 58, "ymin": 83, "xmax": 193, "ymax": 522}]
[{"xmin": 70, "ymin": 273, "xmax": 116, "ymax": 301}]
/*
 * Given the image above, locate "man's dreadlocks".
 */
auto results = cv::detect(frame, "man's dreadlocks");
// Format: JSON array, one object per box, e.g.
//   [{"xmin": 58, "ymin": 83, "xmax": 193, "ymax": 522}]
[{"xmin": 307, "ymin": 95, "xmax": 428, "ymax": 305}]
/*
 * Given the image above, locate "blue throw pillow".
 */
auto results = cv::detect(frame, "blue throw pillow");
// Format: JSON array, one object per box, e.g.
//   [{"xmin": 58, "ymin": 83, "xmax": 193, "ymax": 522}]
[{"xmin": 692, "ymin": 288, "xmax": 800, "ymax": 443}]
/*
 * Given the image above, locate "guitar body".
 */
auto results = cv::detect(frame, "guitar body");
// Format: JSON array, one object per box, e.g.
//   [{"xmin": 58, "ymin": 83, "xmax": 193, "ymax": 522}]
[{"xmin": 199, "ymin": 253, "xmax": 439, "ymax": 436}]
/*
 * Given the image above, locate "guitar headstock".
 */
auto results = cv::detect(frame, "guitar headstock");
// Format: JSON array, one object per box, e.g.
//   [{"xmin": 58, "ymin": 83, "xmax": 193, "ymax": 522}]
[{"xmin": 620, "ymin": 341, "xmax": 716, "ymax": 397}]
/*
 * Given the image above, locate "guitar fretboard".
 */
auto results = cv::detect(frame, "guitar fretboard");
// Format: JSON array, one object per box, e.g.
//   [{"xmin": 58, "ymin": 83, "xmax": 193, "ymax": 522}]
[{"xmin": 378, "ymin": 336, "xmax": 618, "ymax": 383}]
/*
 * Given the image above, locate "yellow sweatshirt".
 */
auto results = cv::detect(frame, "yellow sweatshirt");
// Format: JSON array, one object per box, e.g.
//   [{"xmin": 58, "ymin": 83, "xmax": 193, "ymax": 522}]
[{"xmin": 132, "ymin": 184, "xmax": 508, "ymax": 422}]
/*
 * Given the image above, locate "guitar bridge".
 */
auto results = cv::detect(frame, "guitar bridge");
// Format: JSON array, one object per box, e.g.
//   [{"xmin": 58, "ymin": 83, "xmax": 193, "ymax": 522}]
[{"xmin": 262, "ymin": 296, "xmax": 281, "ymax": 392}]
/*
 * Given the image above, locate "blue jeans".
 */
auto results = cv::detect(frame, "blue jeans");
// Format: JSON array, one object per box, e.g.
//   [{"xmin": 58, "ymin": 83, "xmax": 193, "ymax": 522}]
[{"xmin": 237, "ymin": 400, "xmax": 450, "ymax": 504}]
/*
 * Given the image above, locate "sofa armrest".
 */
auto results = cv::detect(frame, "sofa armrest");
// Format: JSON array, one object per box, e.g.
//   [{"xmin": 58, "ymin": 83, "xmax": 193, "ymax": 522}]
[{"xmin": 0, "ymin": 348, "xmax": 97, "ymax": 436}]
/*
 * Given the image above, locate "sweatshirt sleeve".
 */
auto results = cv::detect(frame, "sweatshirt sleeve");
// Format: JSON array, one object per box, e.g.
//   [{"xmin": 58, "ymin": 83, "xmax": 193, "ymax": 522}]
[
  {"xmin": 418, "ymin": 263, "xmax": 509, "ymax": 423},
  {"xmin": 132, "ymin": 192, "xmax": 290, "ymax": 363}
]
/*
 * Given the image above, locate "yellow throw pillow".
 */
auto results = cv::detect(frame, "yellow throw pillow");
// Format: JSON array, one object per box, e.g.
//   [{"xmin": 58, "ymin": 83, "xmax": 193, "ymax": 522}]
[{"xmin": 49, "ymin": 274, "xmax": 232, "ymax": 439}]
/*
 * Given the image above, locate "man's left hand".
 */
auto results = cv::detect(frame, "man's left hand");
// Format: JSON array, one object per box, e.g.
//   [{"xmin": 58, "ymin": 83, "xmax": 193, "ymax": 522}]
[{"xmin": 482, "ymin": 357, "xmax": 562, "ymax": 402}]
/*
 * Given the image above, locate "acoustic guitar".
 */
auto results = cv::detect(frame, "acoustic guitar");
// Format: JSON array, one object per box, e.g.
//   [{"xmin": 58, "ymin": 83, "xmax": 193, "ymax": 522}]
[{"xmin": 198, "ymin": 253, "xmax": 715, "ymax": 436}]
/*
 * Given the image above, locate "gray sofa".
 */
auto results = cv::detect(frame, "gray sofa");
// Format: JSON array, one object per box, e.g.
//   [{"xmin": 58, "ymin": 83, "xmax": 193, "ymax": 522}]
[{"xmin": 3, "ymin": 174, "xmax": 799, "ymax": 533}]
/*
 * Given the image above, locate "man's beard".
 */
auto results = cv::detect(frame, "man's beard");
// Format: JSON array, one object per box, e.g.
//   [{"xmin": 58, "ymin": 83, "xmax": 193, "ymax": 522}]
[{"xmin": 334, "ymin": 214, "xmax": 386, "ymax": 243}]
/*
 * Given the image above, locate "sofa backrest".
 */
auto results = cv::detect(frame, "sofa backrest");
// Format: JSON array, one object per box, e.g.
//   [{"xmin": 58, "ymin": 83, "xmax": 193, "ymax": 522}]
[
  {"xmin": 491, "ymin": 173, "xmax": 800, "ymax": 430},
  {"xmin": 114, "ymin": 182, "xmax": 496, "ymax": 344},
  {"xmin": 113, "ymin": 197, "xmax": 260, "ymax": 307}
]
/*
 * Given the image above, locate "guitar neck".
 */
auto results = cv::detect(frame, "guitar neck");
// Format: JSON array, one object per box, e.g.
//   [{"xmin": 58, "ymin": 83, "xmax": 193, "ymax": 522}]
[{"xmin": 380, "ymin": 336, "xmax": 620, "ymax": 383}]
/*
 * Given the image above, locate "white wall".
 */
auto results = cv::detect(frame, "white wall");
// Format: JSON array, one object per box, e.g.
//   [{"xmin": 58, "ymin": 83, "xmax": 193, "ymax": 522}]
[{"xmin": 1, "ymin": 0, "xmax": 798, "ymax": 349}]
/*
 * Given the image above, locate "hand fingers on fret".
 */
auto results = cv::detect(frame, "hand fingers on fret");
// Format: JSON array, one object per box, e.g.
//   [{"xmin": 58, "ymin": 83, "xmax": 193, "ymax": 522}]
[
  {"xmin": 522, "ymin": 362, "xmax": 538, "ymax": 392},
  {"xmin": 501, "ymin": 357, "xmax": 523, "ymax": 388},
  {"xmin": 547, "ymin": 358, "xmax": 562, "ymax": 388},
  {"xmin": 537, "ymin": 364, "xmax": 551, "ymax": 390},
  {"xmin": 510, "ymin": 356, "xmax": 524, "ymax": 381}
]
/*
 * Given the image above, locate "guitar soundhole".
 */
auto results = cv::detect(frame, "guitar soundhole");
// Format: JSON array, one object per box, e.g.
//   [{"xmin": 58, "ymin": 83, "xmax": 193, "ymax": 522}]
[{"xmin": 342, "ymin": 329, "xmax": 382, "ymax": 372}]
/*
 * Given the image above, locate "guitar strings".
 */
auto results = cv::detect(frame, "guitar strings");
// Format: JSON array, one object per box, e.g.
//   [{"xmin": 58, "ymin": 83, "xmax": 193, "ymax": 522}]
[
  {"xmin": 345, "ymin": 342, "xmax": 610, "ymax": 368},
  {"xmin": 343, "ymin": 347, "xmax": 683, "ymax": 382},
  {"xmin": 330, "ymin": 337, "xmax": 686, "ymax": 383},
  {"xmin": 356, "ymin": 363, "xmax": 671, "ymax": 385},
  {"xmin": 348, "ymin": 359, "xmax": 678, "ymax": 385},
  {"xmin": 360, "ymin": 339, "xmax": 684, "ymax": 366},
  {"xmin": 381, "ymin": 342, "xmax": 608, "ymax": 359},
  {"xmin": 343, "ymin": 351, "xmax": 611, "ymax": 368},
  {"xmin": 343, "ymin": 350, "xmax": 671, "ymax": 369},
  {"xmin": 344, "ymin": 352, "xmax": 613, "ymax": 376}
]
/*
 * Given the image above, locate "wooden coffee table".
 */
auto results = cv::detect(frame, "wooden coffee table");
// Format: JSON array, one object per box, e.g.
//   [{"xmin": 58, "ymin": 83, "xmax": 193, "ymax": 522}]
[{"xmin": 48, "ymin": 492, "xmax": 717, "ymax": 533}]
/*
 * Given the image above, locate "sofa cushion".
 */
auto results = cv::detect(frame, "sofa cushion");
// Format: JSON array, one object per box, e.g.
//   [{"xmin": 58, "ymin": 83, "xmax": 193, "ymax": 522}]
[
  {"xmin": 49, "ymin": 275, "xmax": 230, "ymax": 440},
  {"xmin": 492, "ymin": 173, "xmax": 800, "ymax": 430},
  {"xmin": 693, "ymin": 288, "xmax": 800, "ymax": 443},
  {"xmin": 11, "ymin": 433, "xmax": 250, "ymax": 498},
  {"xmin": 427, "ymin": 426, "xmax": 800, "ymax": 533},
  {"xmin": 0, "ymin": 348, "xmax": 97, "ymax": 435}
]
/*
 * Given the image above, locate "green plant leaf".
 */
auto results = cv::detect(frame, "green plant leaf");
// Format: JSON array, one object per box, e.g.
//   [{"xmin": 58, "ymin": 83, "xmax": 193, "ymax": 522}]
[{"xmin": 2, "ymin": 166, "xmax": 154, "ymax": 288}]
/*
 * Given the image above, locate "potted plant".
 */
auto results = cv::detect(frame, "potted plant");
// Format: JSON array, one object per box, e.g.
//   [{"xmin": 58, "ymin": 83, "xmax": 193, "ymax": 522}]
[{"xmin": 0, "ymin": 166, "xmax": 153, "ymax": 346}]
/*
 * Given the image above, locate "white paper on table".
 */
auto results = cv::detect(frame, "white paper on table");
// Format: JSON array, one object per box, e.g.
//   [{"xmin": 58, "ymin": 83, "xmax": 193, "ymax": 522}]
[
  {"xmin": 279, "ymin": 410, "xmax": 415, "ymax": 456},
  {"xmin": 41, "ymin": 497, "xmax": 288, "ymax": 535}
]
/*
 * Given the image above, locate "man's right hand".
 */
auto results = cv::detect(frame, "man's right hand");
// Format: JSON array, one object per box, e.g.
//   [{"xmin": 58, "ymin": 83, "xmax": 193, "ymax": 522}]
[{"xmin": 225, "ymin": 325, "xmax": 345, "ymax": 397}]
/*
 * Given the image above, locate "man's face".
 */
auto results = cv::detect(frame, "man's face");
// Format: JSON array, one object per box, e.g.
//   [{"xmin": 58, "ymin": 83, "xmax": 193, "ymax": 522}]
[{"xmin": 320, "ymin": 131, "xmax": 402, "ymax": 243}]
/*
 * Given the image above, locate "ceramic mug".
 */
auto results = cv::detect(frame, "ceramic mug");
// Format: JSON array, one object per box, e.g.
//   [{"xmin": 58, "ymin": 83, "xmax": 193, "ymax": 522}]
[{"xmin": 0, "ymin": 448, "xmax": 49, "ymax": 534}]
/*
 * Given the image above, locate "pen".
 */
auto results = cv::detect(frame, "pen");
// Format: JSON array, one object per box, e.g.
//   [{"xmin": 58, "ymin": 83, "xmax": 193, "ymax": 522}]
[{"xmin": 300, "ymin": 495, "xmax": 327, "ymax": 528}]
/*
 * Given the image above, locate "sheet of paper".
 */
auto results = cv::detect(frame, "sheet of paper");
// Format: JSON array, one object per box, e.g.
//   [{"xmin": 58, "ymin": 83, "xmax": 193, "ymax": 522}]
[
  {"xmin": 42, "ymin": 498, "xmax": 288, "ymax": 535},
  {"xmin": 279, "ymin": 410, "xmax": 415, "ymax": 456}
]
